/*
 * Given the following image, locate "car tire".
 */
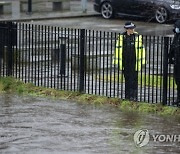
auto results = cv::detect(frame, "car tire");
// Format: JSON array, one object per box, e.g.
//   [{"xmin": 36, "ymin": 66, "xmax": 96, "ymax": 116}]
[
  {"xmin": 155, "ymin": 6, "xmax": 168, "ymax": 23},
  {"xmin": 101, "ymin": 2, "xmax": 114, "ymax": 19}
]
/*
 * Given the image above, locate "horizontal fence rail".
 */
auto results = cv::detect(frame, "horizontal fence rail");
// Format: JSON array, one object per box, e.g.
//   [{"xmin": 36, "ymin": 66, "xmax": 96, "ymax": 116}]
[{"xmin": 0, "ymin": 21, "xmax": 177, "ymax": 106}]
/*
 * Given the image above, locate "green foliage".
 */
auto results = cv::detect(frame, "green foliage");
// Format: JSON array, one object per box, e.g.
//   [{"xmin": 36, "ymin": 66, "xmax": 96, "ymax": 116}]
[
  {"xmin": 107, "ymin": 97, "xmax": 121, "ymax": 106},
  {"xmin": 119, "ymin": 101, "xmax": 134, "ymax": 111},
  {"xmin": 0, "ymin": 77, "xmax": 14, "ymax": 91},
  {"xmin": 160, "ymin": 106, "xmax": 180, "ymax": 116},
  {"xmin": 137, "ymin": 103, "xmax": 159, "ymax": 113},
  {"xmin": 16, "ymin": 85, "xmax": 25, "ymax": 94},
  {"xmin": 0, "ymin": 77, "xmax": 25, "ymax": 92},
  {"xmin": 92, "ymin": 97, "xmax": 108, "ymax": 105},
  {"xmin": 0, "ymin": 82, "xmax": 4, "ymax": 92}
]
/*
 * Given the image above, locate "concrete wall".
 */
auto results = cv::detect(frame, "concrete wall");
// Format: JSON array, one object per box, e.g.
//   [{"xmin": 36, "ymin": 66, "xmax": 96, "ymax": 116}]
[{"xmin": 0, "ymin": 0, "xmax": 70, "ymax": 14}]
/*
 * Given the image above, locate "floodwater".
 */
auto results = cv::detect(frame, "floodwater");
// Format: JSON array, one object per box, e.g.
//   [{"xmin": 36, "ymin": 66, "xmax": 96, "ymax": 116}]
[{"xmin": 0, "ymin": 94, "xmax": 179, "ymax": 154}]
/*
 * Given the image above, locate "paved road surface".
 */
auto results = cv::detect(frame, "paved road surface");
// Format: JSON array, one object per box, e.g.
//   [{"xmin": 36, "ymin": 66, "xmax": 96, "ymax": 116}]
[{"xmin": 29, "ymin": 16, "xmax": 174, "ymax": 36}]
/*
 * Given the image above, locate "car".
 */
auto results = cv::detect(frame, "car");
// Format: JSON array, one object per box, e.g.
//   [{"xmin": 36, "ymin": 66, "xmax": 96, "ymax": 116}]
[{"xmin": 93, "ymin": 0, "xmax": 180, "ymax": 23}]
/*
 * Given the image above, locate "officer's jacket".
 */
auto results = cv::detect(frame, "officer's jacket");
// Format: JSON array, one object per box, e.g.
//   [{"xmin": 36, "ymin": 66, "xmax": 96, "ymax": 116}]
[{"xmin": 113, "ymin": 32, "xmax": 146, "ymax": 71}]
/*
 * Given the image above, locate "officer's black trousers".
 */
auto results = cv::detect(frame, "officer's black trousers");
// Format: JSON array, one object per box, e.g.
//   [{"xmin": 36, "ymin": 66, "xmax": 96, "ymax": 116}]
[
  {"xmin": 176, "ymin": 81, "xmax": 180, "ymax": 102},
  {"xmin": 124, "ymin": 71, "xmax": 138, "ymax": 100},
  {"xmin": 174, "ymin": 65, "xmax": 180, "ymax": 102}
]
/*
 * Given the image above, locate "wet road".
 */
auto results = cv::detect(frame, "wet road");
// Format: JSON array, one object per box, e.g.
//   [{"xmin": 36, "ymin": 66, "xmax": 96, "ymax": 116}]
[
  {"xmin": 29, "ymin": 16, "xmax": 174, "ymax": 36},
  {"xmin": 0, "ymin": 94, "xmax": 179, "ymax": 154}
]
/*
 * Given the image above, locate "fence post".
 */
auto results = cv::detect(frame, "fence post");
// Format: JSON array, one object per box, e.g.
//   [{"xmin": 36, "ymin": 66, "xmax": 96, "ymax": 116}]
[
  {"xmin": 28, "ymin": 0, "xmax": 32, "ymax": 14},
  {"xmin": 59, "ymin": 37, "xmax": 66, "ymax": 76},
  {"xmin": 7, "ymin": 22, "xmax": 13, "ymax": 76},
  {"xmin": 79, "ymin": 29, "xmax": 85, "ymax": 92},
  {"xmin": 162, "ymin": 37, "xmax": 169, "ymax": 105}
]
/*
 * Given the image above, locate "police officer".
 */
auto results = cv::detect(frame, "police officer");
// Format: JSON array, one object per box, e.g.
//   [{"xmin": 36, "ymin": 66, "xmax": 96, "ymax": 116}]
[
  {"xmin": 169, "ymin": 20, "xmax": 180, "ymax": 107},
  {"xmin": 113, "ymin": 22, "xmax": 146, "ymax": 101}
]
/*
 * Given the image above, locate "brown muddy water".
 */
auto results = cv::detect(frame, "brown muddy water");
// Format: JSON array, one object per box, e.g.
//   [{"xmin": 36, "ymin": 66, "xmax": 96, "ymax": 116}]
[{"xmin": 0, "ymin": 94, "xmax": 179, "ymax": 154}]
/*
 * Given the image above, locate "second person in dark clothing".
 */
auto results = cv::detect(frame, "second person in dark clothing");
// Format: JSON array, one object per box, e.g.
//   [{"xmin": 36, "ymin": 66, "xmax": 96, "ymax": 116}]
[
  {"xmin": 168, "ymin": 19, "xmax": 180, "ymax": 107},
  {"xmin": 113, "ymin": 22, "xmax": 146, "ymax": 101}
]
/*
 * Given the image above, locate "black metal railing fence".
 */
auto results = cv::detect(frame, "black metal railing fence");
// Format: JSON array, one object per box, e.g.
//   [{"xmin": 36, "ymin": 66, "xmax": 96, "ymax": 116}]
[{"xmin": 0, "ymin": 21, "xmax": 176, "ymax": 106}]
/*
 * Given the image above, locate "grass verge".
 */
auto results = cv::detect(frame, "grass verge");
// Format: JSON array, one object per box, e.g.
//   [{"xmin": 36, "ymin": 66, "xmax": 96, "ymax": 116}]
[{"xmin": 0, "ymin": 77, "xmax": 179, "ymax": 118}]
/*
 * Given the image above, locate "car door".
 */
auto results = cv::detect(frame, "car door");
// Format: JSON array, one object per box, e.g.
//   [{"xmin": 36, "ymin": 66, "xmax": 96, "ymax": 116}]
[
  {"xmin": 120, "ymin": 0, "xmax": 141, "ymax": 15},
  {"xmin": 112, "ymin": 0, "xmax": 134, "ymax": 14},
  {"xmin": 133, "ymin": 0, "xmax": 155, "ymax": 16}
]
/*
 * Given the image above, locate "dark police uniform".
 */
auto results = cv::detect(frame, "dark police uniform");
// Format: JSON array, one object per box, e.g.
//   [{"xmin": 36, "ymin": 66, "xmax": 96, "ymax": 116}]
[
  {"xmin": 122, "ymin": 32, "xmax": 138, "ymax": 100},
  {"xmin": 169, "ymin": 20, "xmax": 180, "ymax": 106},
  {"xmin": 113, "ymin": 21, "xmax": 145, "ymax": 101}
]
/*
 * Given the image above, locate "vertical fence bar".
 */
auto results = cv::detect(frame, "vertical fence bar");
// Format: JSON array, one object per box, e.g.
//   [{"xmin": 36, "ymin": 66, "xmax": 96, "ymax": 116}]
[
  {"xmin": 60, "ymin": 37, "xmax": 66, "ymax": 75},
  {"xmin": 113, "ymin": 33, "xmax": 117, "ymax": 97},
  {"xmin": 47, "ymin": 26, "xmax": 50, "ymax": 88},
  {"xmin": 18, "ymin": 23, "xmax": 21, "ymax": 79},
  {"xmin": 37, "ymin": 25, "xmax": 40, "ymax": 86},
  {"xmin": 160, "ymin": 36, "xmax": 163, "ymax": 102},
  {"xmin": 87, "ymin": 30, "xmax": 90, "ymax": 93},
  {"xmin": 79, "ymin": 29, "xmax": 85, "ymax": 92},
  {"xmin": 152, "ymin": 36, "xmax": 155, "ymax": 103},
  {"xmin": 99, "ymin": 31, "xmax": 102, "ymax": 95},
  {"xmin": 50, "ymin": 26, "xmax": 53, "ymax": 88},
  {"xmin": 0, "ymin": 23, "xmax": 4, "ymax": 77},
  {"xmin": 21, "ymin": 23, "xmax": 25, "ymax": 80},
  {"xmin": 148, "ymin": 36, "xmax": 151, "ymax": 103},
  {"xmin": 59, "ymin": 28, "xmax": 63, "ymax": 90},
  {"xmin": 3, "ymin": 23, "xmax": 6, "ymax": 76},
  {"xmin": 66, "ymin": 28, "xmax": 69, "ymax": 90},
  {"xmin": 25, "ymin": 23, "xmax": 28, "ymax": 83},
  {"xmin": 7, "ymin": 22, "xmax": 13, "ymax": 76},
  {"xmin": 0, "ymin": 23, "xmax": 2, "ymax": 77},
  {"xmin": 156, "ymin": 36, "xmax": 159, "ymax": 103},
  {"xmin": 44, "ymin": 25, "xmax": 47, "ymax": 87},
  {"xmin": 119, "ymin": 34, "xmax": 123, "ymax": 98},
  {"xmin": 40, "ymin": 25, "xmax": 44, "ymax": 86},
  {"xmin": 77, "ymin": 29, "xmax": 80, "ymax": 91},
  {"xmin": 27, "ymin": 24, "xmax": 30, "ymax": 81},
  {"xmin": 92, "ymin": 30, "xmax": 94, "ymax": 94},
  {"xmin": 106, "ymin": 32, "xmax": 109, "ymax": 96},
  {"xmin": 102, "ymin": 31, "xmax": 105, "ymax": 96},
  {"xmin": 73, "ymin": 29, "xmax": 77, "ymax": 91},
  {"xmin": 143, "ymin": 35, "xmax": 147, "ymax": 102},
  {"xmin": 140, "ymin": 35, "xmax": 144, "ymax": 102},
  {"xmin": 95, "ymin": 31, "xmax": 98, "ymax": 95},
  {"xmin": 31, "ymin": 24, "xmax": 34, "ymax": 83},
  {"xmin": 70, "ymin": 29, "xmax": 73, "ymax": 91},
  {"xmin": 162, "ymin": 37, "xmax": 169, "ymax": 105},
  {"xmin": 34, "ymin": 25, "xmax": 37, "ymax": 86},
  {"xmin": 17, "ymin": 23, "xmax": 21, "ymax": 79},
  {"xmin": 53, "ymin": 26, "xmax": 57, "ymax": 89}
]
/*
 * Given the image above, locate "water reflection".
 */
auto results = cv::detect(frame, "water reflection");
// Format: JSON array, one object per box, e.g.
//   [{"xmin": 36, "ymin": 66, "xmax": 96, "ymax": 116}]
[{"xmin": 0, "ymin": 94, "xmax": 179, "ymax": 154}]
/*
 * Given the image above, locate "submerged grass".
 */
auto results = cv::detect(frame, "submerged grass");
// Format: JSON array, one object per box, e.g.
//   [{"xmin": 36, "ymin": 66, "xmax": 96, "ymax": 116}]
[{"xmin": 0, "ymin": 77, "xmax": 179, "ymax": 118}]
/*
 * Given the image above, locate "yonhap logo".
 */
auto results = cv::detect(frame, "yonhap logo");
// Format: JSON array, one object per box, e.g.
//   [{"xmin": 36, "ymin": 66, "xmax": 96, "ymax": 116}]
[
  {"xmin": 134, "ymin": 129, "xmax": 179, "ymax": 148},
  {"xmin": 134, "ymin": 129, "xmax": 150, "ymax": 147}
]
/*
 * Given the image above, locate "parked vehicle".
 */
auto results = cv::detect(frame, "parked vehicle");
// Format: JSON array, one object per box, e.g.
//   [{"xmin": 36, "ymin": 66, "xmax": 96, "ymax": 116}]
[{"xmin": 94, "ymin": 0, "xmax": 180, "ymax": 23}]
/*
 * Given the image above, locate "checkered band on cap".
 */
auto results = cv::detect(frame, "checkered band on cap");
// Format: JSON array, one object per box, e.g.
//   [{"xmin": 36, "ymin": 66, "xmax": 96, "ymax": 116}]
[{"xmin": 124, "ymin": 22, "xmax": 136, "ymax": 29}]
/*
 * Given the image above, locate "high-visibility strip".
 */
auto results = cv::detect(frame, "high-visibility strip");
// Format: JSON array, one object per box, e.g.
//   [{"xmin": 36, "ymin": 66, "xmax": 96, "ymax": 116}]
[
  {"xmin": 116, "ymin": 46, "xmax": 122, "ymax": 48},
  {"xmin": 137, "ymin": 58, "xmax": 145, "ymax": 61},
  {"xmin": 114, "ymin": 58, "xmax": 122, "ymax": 60}
]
